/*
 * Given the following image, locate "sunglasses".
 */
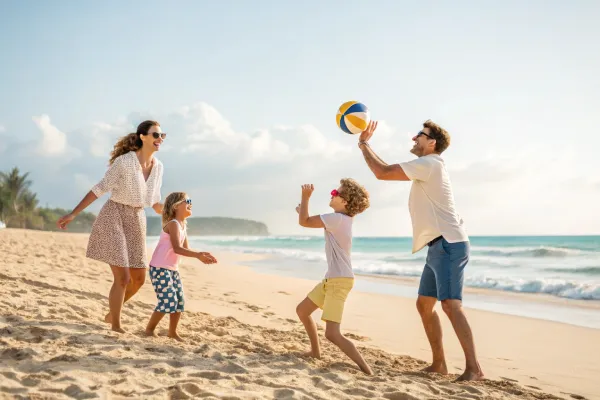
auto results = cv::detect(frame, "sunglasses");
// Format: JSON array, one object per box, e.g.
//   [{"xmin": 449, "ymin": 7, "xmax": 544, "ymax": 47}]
[
  {"xmin": 145, "ymin": 132, "xmax": 167, "ymax": 139},
  {"xmin": 416, "ymin": 131, "xmax": 433, "ymax": 140},
  {"xmin": 331, "ymin": 189, "xmax": 341, "ymax": 197},
  {"xmin": 178, "ymin": 198, "xmax": 192, "ymax": 205}
]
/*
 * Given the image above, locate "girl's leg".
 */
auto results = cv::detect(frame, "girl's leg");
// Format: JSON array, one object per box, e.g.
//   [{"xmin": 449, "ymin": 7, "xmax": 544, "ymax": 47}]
[
  {"xmin": 145, "ymin": 311, "xmax": 165, "ymax": 336},
  {"xmin": 296, "ymin": 297, "xmax": 321, "ymax": 358},
  {"xmin": 108, "ymin": 265, "xmax": 131, "ymax": 333},
  {"xmin": 168, "ymin": 313, "xmax": 183, "ymax": 341},
  {"xmin": 325, "ymin": 321, "xmax": 373, "ymax": 375}
]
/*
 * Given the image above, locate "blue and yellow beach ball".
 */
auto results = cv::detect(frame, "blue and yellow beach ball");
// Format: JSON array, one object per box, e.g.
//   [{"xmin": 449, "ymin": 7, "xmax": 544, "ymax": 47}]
[{"xmin": 336, "ymin": 101, "xmax": 370, "ymax": 135}]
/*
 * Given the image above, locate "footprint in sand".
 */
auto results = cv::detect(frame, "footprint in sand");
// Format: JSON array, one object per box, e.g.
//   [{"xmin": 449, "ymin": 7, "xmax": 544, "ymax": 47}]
[
  {"xmin": 500, "ymin": 376, "xmax": 519, "ymax": 382},
  {"xmin": 277, "ymin": 291, "xmax": 291, "ymax": 295}
]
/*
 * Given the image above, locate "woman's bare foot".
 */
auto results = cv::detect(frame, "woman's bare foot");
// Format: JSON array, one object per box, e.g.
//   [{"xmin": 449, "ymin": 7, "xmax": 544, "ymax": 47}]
[
  {"xmin": 104, "ymin": 313, "xmax": 112, "ymax": 324},
  {"xmin": 302, "ymin": 350, "xmax": 321, "ymax": 359},
  {"xmin": 421, "ymin": 361, "xmax": 448, "ymax": 374},
  {"xmin": 111, "ymin": 326, "xmax": 126, "ymax": 334},
  {"xmin": 168, "ymin": 333, "xmax": 184, "ymax": 342},
  {"xmin": 455, "ymin": 369, "xmax": 485, "ymax": 382},
  {"xmin": 144, "ymin": 329, "xmax": 158, "ymax": 337}
]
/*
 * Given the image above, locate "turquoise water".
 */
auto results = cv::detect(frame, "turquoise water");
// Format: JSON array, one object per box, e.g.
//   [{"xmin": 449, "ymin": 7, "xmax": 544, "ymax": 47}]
[{"xmin": 178, "ymin": 235, "xmax": 600, "ymax": 301}]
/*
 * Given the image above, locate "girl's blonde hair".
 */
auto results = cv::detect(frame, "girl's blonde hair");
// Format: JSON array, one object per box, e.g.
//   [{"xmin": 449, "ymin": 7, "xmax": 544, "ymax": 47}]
[
  {"xmin": 162, "ymin": 192, "xmax": 188, "ymax": 228},
  {"xmin": 109, "ymin": 120, "xmax": 160, "ymax": 165}
]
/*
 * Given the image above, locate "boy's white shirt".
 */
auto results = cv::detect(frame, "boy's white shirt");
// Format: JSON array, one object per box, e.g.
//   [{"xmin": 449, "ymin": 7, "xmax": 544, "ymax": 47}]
[{"xmin": 319, "ymin": 212, "xmax": 354, "ymax": 279}]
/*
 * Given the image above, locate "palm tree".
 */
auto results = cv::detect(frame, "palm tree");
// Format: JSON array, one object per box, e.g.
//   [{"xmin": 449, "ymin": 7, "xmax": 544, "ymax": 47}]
[{"xmin": 0, "ymin": 167, "xmax": 37, "ymax": 228}]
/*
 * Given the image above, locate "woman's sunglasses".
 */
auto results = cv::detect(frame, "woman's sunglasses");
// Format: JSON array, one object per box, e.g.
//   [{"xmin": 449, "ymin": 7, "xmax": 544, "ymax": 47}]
[
  {"xmin": 145, "ymin": 132, "xmax": 167, "ymax": 139},
  {"xmin": 185, "ymin": 198, "xmax": 192, "ymax": 205},
  {"xmin": 331, "ymin": 189, "xmax": 340, "ymax": 197}
]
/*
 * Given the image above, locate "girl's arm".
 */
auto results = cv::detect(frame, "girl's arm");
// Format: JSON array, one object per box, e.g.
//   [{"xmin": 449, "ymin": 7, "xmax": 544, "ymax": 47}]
[{"xmin": 168, "ymin": 223, "xmax": 218, "ymax": 264}]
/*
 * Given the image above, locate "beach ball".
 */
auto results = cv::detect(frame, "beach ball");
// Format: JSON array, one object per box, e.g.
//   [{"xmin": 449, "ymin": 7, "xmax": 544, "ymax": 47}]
[{"xmin": 336, "ymin": 101, "xmax": 370, "ymax": 135}]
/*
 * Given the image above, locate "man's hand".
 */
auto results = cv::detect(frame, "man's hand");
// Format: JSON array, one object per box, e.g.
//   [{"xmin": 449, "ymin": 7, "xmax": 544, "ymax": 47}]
[
  {"xmin": 359, "ymin": 120, "xmax": 378, "ymax": 143},
  {"xmin": 301, "ymin": 184, "xmax": 314, "ymax": 199},
  {"xmin": 295, "ymin": 204, "xmax": 301, "ymax": 214}
]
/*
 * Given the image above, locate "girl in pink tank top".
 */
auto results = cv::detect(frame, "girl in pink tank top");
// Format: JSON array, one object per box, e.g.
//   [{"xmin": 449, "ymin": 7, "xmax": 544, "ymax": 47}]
[{"xmin": 145, "ymin": 192, "xmax": 218, "ymax": 341}]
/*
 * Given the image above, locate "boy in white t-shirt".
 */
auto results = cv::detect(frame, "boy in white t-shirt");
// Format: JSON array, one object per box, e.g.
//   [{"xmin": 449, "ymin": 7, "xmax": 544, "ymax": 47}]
[{"xmin": 295, "ymin": 179, "xmax": 373, "ymax": 375}]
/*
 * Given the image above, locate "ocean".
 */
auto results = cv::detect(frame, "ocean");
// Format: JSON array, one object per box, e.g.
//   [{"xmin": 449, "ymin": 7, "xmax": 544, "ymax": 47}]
[{"xmin": 148, "ymin": 235, "xmax": 600, "ymax": 328}]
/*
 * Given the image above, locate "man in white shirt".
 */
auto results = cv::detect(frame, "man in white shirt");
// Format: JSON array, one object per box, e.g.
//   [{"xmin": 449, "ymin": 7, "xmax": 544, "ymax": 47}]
[{"xmin": 357, "ymin": 120, "xmax": 483, "ymax": 381}]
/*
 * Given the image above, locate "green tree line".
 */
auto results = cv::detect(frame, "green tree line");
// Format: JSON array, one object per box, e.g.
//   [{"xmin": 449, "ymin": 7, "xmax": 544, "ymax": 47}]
[{"xmin": 0, "ymin": 167, "xmax": 96, "ymax": 232}]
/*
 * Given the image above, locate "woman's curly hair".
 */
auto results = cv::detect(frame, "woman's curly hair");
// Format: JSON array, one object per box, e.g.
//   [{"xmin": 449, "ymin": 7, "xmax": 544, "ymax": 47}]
[
  {"xmin": 109, "ymin": 120, "xmax": 160, "ymax": 165},
  {"xmin": 339, "ymin": 178, "xmax": 370, "ymax": 217},
  {"xmin": 162, "ymin": 192, "xmax": 188, "ymax": 228}
]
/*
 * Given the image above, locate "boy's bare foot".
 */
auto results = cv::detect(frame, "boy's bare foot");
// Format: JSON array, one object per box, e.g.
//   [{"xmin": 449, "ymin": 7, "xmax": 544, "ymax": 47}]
[
  {"xmin": 144, "ymin": 330, "xmax": 158, "ymax": 337},
  {"xmin": 302, "ymin": 351, "xmax": 321, "ymax": 359},
  {"xmin": 111, "ymin": 326, "xmax": 126, "ymax": 334},
  {"xmin": 421, "ymin": 361, "xmax": 448, "ymax": 374},
  {"xmin": 168, "ymin": 333, "xmax": 184, "ymax": 342},
  {"xmin": 361, "ymin": 365, "xmax": 374, "ymax": 375},
  {"xmin": 455, "ymin": 369, "xmax": 485, "ymax": 382},
  {"xmin": 104, "ymin": 313, "xmax": 112, "ymax": 324}
]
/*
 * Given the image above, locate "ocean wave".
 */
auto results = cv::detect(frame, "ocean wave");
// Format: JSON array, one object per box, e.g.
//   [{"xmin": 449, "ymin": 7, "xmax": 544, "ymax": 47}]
[
  {"xmin": 546, "ymin": 266, "xmax": 600, "ymax": 275},
  {"xmin": 465, "ymin": 276, "xmax": 600, "ymax": 300},
  {"xmin": 472, "ymin": 246, "xmax": 588, "ymax": 258}
]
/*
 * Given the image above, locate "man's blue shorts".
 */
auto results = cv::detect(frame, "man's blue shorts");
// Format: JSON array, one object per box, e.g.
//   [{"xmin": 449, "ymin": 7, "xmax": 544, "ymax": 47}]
[{"xmin": 418, "ymin": 237, "xmax": 470, "ymax": 301}]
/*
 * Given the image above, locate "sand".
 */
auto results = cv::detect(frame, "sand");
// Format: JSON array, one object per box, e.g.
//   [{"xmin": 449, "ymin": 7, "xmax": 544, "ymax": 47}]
[{"xmin": 0, "ymin": 229, "xmax": 598, "ymax": 400}]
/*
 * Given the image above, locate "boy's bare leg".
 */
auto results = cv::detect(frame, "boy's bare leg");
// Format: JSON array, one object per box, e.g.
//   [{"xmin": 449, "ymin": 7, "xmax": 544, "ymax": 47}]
[
  {"xmin": 325, "ymin": 321, "xmax": 373, "ymax": 375},
  {"xmin": 296, "ymin": 297, "xmax": 321, "ymax": 358}
]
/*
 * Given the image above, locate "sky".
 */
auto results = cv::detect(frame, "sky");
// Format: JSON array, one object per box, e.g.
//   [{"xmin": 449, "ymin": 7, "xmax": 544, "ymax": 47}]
[{"xmin": 1, "ymin": 0, "xmax": 599, "ymax": 236}]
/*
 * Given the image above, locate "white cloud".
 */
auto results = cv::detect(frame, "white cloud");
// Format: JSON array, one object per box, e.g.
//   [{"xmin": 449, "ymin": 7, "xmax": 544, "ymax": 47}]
[
  {"xmin": 0, "ymin": 124, "xmax": 6, "ymax": 133},
  {"xmin": 5, "ymin": 102, "xmax": 598, "ymax": 236},
  {"xmin": 32, "ymin": 114, "xmax": 68, "ymax": 156}
]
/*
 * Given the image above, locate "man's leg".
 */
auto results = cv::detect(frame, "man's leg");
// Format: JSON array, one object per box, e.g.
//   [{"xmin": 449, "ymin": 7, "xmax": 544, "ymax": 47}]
[
  {"xmin": 441, "ymin": 300, "xmax": 483, "ymax": 380},
  {"xmin": 440, "ymin": 240, "xmax": 483, "ymax": 381},
  {"xmin": 416, "ymin": 295, "xmax": 447, "ymax": 374}
]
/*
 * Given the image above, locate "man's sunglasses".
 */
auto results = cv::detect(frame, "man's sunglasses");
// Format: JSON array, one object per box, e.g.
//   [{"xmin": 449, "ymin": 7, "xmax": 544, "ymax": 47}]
[
  {"xmin": 416, "ymin": 131, "xmax": 433, "ymax": 139},
  {"xmin": 144, "ymin": 132, "xmax": 167, "ymax": 139}
]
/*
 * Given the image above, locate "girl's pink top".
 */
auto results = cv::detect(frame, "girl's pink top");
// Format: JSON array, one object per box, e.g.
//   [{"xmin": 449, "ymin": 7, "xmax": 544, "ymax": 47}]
[{"xmin": 150, "ymin": 219, "xmax": 186, "ymax": 271}]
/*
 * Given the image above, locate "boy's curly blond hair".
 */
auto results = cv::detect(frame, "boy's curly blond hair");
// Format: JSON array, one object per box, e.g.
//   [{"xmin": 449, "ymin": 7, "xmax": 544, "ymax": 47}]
[{"xmin": 339, "ymin": 178, "xmax": 370, "ymax": 217}]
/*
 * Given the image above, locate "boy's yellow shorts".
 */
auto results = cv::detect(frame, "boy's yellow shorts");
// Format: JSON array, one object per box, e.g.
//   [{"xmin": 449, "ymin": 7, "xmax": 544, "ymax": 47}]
[{"xmin": 307, "ymin": 277, "xmax": 354, "ymax": 323}]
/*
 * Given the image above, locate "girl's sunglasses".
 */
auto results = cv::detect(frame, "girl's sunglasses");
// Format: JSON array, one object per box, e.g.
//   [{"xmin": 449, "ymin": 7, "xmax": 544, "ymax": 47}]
[
  {"xmin": 145, "ymin": 132, "xmax": 167, "ymax": 139},
  {"xmin": 331, "ymin": 189, "xmax": 340, "ymax": 197},
  {"xmin": 185, "ymin": 198, "xmax": 192, "ymax": 205}
]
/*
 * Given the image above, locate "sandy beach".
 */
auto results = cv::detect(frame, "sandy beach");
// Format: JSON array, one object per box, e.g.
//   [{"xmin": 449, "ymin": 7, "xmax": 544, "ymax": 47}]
[{"xmin": 1, "ymin": 229, "xmax": 598, "ymax": 400}]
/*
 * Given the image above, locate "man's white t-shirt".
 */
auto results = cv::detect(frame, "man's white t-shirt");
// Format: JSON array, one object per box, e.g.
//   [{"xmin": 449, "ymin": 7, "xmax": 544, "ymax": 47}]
[
  {"xmin": 319, "ymin": 213, "xmax": 354, "ymax": 278},
  {"xmin": 399, "ymin": 154, "xmax": 469, "ymax": 253}
]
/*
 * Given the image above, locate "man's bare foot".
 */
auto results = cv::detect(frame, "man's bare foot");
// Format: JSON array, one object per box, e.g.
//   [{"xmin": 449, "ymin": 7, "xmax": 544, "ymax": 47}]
[
  {"xmin": 144, "ymin": 330, "xmax": 158, "ymax": 337},
  {"xmin": 104, "ymin": 313, "xmax": 112, "ymax": 324},
  {"xmin": 302, "ymin": 351, "xmax": 321, "ymax": 359},
  {"xmin": 168, "ymin": 333, "xmax": 184, "ymax": 342},
  {"xmin": 455, "ymin": 369, "xmax": 485, "ymax": 382},
  {"xmin": 111, "ymin": 326, "xmax": 126, "ymax": 334},
  {"xmin": 421, "ymin": 362, "xmax": 448, "ymax": 374}
]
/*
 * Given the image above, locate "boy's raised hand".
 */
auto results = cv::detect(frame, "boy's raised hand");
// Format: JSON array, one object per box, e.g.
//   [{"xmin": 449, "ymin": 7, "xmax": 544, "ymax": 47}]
[
  {"xmin": 296, "ymin": 204, "xmax": 301, "ymax": 214},
  {"xmin": 197, "ymin": 252, "xmax": 218, "ymax": 264},
  {"xmin": 301, "ymin": 184, "xmax": 314, "ymax": 199}
]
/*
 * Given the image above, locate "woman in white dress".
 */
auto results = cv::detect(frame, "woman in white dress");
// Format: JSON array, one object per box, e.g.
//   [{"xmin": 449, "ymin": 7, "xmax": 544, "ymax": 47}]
[{"xmin": 57, "ymin": 120, "xmax": 166, "ymax": 333}]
